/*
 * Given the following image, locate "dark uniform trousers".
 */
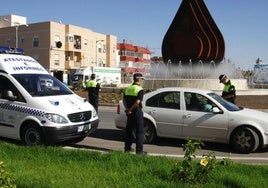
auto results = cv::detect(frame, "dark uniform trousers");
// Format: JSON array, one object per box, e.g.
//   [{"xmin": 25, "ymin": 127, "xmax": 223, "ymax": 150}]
[
  {"xmin": 88, "ymin": 94, "xmax": 98, "ymax": 112},
  {"xmin": 125, "ymin": 107, "xmax": 144, "ymax": 153}
]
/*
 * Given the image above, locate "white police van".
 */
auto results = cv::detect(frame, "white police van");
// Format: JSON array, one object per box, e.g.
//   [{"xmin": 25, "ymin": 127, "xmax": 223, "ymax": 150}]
[{"xmin": 0, "ymin": 47, "xmax": 99, "ymax": 145}]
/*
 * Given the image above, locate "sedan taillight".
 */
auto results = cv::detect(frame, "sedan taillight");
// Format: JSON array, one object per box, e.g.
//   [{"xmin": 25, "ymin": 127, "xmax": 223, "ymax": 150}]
[{"xmin": 117, "ymin": 104, "xmax": 120, "ymax": 114}]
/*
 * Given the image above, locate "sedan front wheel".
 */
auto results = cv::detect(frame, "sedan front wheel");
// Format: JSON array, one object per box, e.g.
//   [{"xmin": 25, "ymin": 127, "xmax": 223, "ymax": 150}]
[
  {"xmin": 22, "ymin": 125, "xmax": 44, "ymax": 146},
  {"xmin": 231, "ymin": 127, "xmax": 259, "ymax": 153}
]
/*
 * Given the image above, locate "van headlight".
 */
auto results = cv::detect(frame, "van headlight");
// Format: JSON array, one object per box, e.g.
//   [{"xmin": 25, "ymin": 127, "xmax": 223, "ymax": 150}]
[
  {"xmin": 45, "ymin": 113, "xmax": 68, "ymax": 124},
  {"xmin": 92, "ymin": 108, "xmax": 97, "ymax": 118}
]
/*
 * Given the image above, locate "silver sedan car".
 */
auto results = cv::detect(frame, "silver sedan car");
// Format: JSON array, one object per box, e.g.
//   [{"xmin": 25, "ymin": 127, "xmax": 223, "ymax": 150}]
[{"xmin": 115, "ymin": 87, "xmax": 268, "ymax": 153}]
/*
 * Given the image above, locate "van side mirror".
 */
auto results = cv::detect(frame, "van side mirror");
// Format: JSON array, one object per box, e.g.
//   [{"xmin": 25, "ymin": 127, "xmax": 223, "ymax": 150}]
[{"xmin": 2, "ymin": 90, "xmax": 17, "ymax": 101}]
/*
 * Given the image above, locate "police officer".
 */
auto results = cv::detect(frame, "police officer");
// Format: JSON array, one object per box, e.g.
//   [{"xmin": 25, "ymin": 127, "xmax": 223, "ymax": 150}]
[
  {"xmin": 219, "ymin": 74, "xmax": 236, "ymax": 104},
  {"xmin": 123, "ymin": 72, "xmax": 146, "ymax": 155},
  {"xmin": 86, "ymin": 73, "xmax": 101, "ymax": 112}
]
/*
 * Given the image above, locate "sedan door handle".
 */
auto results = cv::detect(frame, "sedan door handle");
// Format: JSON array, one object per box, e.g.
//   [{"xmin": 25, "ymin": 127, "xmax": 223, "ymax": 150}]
[
  {"xmin": 148, "ymin": 110, "xmax": 156, "ymax": 114},
  {"xmin": 183, "ymin": 114, "xmax": 192, "ymax": 119}
]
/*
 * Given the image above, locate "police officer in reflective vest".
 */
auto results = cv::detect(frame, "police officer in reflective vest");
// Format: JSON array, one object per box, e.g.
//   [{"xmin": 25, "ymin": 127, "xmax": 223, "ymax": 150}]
[
  {"xmin": 123, "ymin": 73, "xmax": 145, "ymax": 155},
  {"xmin": 86, "ymin": 73, "xmax": 101, "ymax": 112},
  {"xmin": 219, "ymin": 74, "xmax": 236, "ymax": 104}
]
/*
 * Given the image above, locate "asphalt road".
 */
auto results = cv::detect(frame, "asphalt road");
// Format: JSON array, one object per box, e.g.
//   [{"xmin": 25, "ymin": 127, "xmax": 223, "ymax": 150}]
[{"xmin": 68, "ymin": 106, "xmax": 268, "ymax": 164}]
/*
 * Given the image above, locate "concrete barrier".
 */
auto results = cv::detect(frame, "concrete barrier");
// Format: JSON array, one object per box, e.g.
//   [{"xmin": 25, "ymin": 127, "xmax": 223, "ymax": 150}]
[
  {"xmin": 142, "ymin": 78, "xmax": 249, "ymax": 90},
  {"xmin": 107, "ymin": 79, "xmax": 268, "ymax": 96}
]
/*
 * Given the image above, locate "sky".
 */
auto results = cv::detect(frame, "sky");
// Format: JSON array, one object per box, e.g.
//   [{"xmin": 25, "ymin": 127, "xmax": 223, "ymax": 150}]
[{"xmin": 1, "ymin": 0, "xmax": 268, "ymax": 70}]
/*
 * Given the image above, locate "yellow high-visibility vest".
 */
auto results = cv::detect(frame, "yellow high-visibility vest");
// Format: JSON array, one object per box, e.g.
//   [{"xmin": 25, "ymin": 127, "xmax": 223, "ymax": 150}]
[
  {"xmin": 124, "ymin": 84, "xmax": 142, "ymax": 96},
  {"xmin": 86, "ymin": 80, "xmax": 97, "ymax": 88}
]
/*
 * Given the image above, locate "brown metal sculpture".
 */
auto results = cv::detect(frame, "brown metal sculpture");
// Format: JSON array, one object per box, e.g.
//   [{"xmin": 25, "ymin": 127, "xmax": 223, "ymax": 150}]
[{"xmin": 162, "ymin": 0, "xmax": 225, "ymax": 64}]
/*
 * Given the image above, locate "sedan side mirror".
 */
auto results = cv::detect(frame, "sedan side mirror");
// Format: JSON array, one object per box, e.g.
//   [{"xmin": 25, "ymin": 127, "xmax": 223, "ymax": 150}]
[{"xmin": 212, "ymin": 107, "xmax": 222, "ymax": 114}]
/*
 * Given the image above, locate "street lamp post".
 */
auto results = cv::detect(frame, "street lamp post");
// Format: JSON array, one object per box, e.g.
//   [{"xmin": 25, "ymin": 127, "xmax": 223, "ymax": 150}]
[
  {"xmin": 96, "ymin": 39, "xmax": 104, "ymax": 67},
  {"xmin": 15, "ymin": 25, "xmax": 18, "ymax": 48},
  {"xmin": 13, "ymin": 22, "xmax": 28, "ymax": 48}
]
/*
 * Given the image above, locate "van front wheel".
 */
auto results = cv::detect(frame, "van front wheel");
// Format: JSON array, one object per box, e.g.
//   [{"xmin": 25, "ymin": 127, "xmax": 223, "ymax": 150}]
[{"xmin": 22, "ymin": 125, "xmax": 44, "ymax": 146}]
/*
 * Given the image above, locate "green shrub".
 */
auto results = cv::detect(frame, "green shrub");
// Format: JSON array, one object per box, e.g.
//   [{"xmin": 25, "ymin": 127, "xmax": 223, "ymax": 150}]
[
  {"xmin": 0, "ymin": 161, "xmax": 16, "ymax": 188},
  {"xmin": 171, "ymin": 139, "xmax": 232, "ymax": 185}
]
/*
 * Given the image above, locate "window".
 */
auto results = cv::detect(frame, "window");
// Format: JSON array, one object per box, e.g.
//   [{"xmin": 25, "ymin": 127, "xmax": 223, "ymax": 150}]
[
  {"xmin": 185, "ymin": 92, "xmax": 214, "ymax": 112},
  {"xmin": 97, "ymin": 43, "xmax": 102, "ymax": 53},
  {"xmin": 55, "ymin": 35, "xmax": 60, "ymax": 42},
  {"xmin": 146, "ymin": 91, "xmax": 180, "ymax": 109},
  {"xmin": 74, "ymin": 38, "xmax": 81, "ymax": 49},
  {"xmin": 54, "ymin": 54, "xmax": 60, "ymax": 66},
  {"xmin": 66, "ymin": 35, "xmax": 74, "ymax": 43},
  {"xmin": 5, "ymin": 38, "xmax": 10, "ymax": 46},
  {"xmin": 13, "ymin": 74, "xmax": 73, "ymax": 97},
  {"xmin": 84, "ymin": 39, "xmax": 88, "ymax": 45},
  {"xmin": 33, "ymin": 36, "xmax": 39, "ymax": 47},
  {"xmin": 0, "ymin": 75, "xmax": 26, "ymax": 103},
  {"xmin": 54, "ymin": 35, "xmax": 61, "ymax": 47},
  {"xmin": 20, "ymin": 36, "xmax": 25, "ymax": 44}
]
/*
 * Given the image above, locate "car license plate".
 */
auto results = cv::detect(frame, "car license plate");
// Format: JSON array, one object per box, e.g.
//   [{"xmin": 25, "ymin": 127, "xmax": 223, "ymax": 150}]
[
  {"xmin": 77, "ymin": 124, "xmax": 91, "ymax": 132},
  {"xmin": 77, "ymin": 126, "xmax": 84, "ymax": 132}
]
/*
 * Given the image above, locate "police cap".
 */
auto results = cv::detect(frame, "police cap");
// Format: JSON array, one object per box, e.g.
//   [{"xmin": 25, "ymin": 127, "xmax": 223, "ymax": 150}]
[
  {"xmin": 91, "ymin": 73, "xmax": 96, "ymax": 79},
  {"xmin": 219, "ymin": 74, "xmax": 227, "ymax": 83},
  {"xmin": 133, "ymin": 73, "xmax": 145, "ymax": 80}
]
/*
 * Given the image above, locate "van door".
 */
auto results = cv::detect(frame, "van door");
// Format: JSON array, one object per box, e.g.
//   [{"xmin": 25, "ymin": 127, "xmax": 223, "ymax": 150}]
[{"xmin": 0, "ymin": 75, "xmax": 26, "ymax": 139}]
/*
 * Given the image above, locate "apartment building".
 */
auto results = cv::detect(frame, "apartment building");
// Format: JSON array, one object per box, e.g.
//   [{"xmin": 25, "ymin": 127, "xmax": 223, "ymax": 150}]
[
  {"xmin": 0, "ymin": 15, "xmax": 117, "ymax": 84},
  {"xmin": 117, "ymin": 40, "xmax": 151, "ymax": 77}
]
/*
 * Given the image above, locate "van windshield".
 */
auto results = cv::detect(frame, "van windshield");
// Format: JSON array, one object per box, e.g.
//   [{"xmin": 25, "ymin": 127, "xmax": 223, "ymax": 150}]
[
  {"xmin": 72, "ymin": 74, "xmax": 83, "ymax": 81},
  {"xmin": 13, "ymin": 74, "xmax": 73, "ymax": 96}
]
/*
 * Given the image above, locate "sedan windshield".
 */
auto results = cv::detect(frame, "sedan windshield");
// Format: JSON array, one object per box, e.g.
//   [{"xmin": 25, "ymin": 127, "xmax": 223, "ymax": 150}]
[
  {"xmin": 208, "ymin": 92, "xmax": 241, "ymax": 111},
  {"xmin": 13, "ymin": 74, "xmax": 73, "ymax": 96}
]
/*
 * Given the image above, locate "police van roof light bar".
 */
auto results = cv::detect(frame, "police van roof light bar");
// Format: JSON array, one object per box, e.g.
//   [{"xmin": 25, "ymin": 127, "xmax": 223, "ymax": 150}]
[{"xmin": 0, "ymin": 46, "xmax": 24, "ymax": 54}]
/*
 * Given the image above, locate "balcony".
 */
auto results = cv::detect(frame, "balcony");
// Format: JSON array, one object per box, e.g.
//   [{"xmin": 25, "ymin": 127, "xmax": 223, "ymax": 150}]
[
  {"xmin": 65, "ymin": 60, "xmax": 81, "ymax": 69},
  {"xmin": 120, "ymin": 56, "xmax": 135, "ymax": 62}
]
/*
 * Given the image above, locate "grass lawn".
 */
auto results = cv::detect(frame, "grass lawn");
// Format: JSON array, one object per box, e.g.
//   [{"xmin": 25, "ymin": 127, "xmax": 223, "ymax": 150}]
[{"xmin": 1, "ymin": 142, "xmax": 268, "ymax": 188}]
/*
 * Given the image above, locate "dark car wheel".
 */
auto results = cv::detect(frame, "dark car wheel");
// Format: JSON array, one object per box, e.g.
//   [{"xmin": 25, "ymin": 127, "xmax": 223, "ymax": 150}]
[
  {"xmin": 131, "ymin": 120, "xmax": 156, "ymax": 144},
  {"xmin": 22, "ymin": 125, "xmax": 44, "ymax": 146},
  {"xmin": 143, "ymin": 120, "xmax": 156, "ymax": 144},
  {"xmin": 231, "ymin": 127, "xmax": 259, "ymax": 153}
]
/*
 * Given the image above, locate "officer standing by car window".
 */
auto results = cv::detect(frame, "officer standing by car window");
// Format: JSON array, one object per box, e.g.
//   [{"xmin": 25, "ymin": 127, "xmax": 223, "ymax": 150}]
[
  {"xmin": 219, "ymin": 74, "xmax": 236, "ymax": 104},
  {"xmin": 123, "ymin": 72, "xmax": 146, "ymax": 155},
  {"xmin": 86, "ymin": 73, "xmax": 101, "ymax": 112}
]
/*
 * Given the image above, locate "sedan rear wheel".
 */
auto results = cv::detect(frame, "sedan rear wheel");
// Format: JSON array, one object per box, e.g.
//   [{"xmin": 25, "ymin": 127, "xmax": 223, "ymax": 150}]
[
  {"xmin": 143, "ymin": 120, "xmax": 156, "ymax": 144},
  {"xmin": 231, "ymin": 127, "xmax": 259, "ymax": 153},
  {"xmin": 131, "ymin": 120, "xmax": 156, "ymax": 144}
]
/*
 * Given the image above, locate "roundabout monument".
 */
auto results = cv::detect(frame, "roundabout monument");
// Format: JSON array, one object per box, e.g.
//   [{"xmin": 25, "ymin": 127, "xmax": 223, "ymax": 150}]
[{"xmin": 144, "ymin": 0, "xmax": 249, "ymax": 92}]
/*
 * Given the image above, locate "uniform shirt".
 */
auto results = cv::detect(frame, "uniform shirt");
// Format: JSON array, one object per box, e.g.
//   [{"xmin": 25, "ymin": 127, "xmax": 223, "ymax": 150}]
[
  {"xmin": 222, "ymin": 80, "xmax": 236, "ymax": 103},
  {"xmin": 86, "ymin": 79, "xmax": 101, "ymax": 98},
  {"xmin": 123, "ymin": 83, "xmax": 144, "ymax": 111}
]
